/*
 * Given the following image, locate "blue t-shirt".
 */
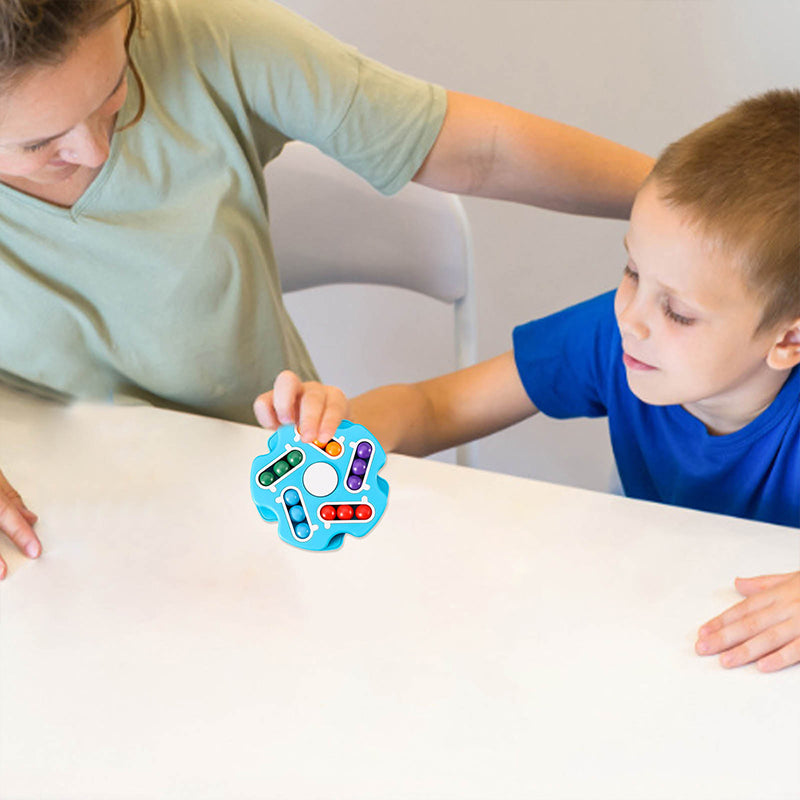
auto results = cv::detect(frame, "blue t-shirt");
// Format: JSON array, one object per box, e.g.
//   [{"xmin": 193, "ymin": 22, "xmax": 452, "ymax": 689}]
[{"xmin": 512, "ymin": 291, "xmax": 800, "ymax": 528}]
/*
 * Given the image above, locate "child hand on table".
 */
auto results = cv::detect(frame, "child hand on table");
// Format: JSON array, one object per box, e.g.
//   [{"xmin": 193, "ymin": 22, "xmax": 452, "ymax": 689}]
[{"xmin": 695, "ymin": 572, "xmax": 800, "ymax": 673}]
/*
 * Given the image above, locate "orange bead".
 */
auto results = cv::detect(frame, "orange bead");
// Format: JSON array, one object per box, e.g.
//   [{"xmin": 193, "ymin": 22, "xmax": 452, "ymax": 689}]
[{"xmin": 325, "ymin": 441, "xmax": 343, "ymax": 457}]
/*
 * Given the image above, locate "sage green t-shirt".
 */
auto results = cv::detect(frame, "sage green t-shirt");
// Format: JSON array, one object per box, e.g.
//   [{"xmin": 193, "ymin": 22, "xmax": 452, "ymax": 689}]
[{"xmin": 0, "ymin": 0, "xmax": 446, "ymax": 423}]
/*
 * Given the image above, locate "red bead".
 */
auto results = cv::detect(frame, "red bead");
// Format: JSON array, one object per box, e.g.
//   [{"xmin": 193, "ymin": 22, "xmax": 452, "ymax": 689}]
[
  {"xmin": 319, "ymin": 505, "xmax": 336, "ymax": 521},
  {"xmin": 355, "ymin": 504, "xmax": 372, "ymax": 520},
  {"xmin": 336, "ymin": 505, "xmax": 354, "ymax": 520}
]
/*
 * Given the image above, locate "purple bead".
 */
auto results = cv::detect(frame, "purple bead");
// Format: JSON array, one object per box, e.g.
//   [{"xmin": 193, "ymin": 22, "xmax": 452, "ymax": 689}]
[
  {"xmin": 356, "ymin": 442, "xmax": 373, "ymax": 460},
  {"xmin": 347, "ymin": 475, "xmax": 363, "ymax": 491},
  {"xmin": 351, "ymin": 458, "xmax": 367, "ymax": 476}
]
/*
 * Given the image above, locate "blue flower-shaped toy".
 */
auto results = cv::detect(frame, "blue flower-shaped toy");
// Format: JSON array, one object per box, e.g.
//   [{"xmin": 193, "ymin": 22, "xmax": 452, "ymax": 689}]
[{"xmin": 250, "ymin": 421, "xmax": 389, "ymax": 551}]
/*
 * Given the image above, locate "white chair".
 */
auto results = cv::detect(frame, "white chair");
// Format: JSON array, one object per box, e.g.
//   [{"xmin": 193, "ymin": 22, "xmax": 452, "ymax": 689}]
[{"xmin": 266, "ymin": 141, "xmax": 478, "ymax": 467}]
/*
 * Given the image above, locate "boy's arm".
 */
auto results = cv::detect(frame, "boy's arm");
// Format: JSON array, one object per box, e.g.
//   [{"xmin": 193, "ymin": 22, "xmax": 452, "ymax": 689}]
[
  {"xmin": 253, "ymin": 351, "xmax": 538, "ymax": 456},
  {"xmin": 695, "ymin": 572, "xmax": 800, "ymax": 672},
  {"xmin": 351, "ymin": 351, "xmax": 538, "ymax": 456},
  {"xmin": 413, "ymin": 91, "xmax": 655, "ymax": 219}
]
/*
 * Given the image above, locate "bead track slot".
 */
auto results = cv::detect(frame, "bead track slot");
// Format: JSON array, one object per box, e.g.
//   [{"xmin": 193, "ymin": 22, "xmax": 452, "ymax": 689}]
[
  {"xmin": 311, "ymin": 436, "xmax": 344, "ymax": 459},
  {"xmin": 318, "ymin": 502, "xmax": 375, "ymax": 526},
  {"xmin": 256, "ymin": 447, "xmax": 305, "ymax": 490},
  {"xmin": 345, "ymin": 439, "xmax": 374, "ymax": 493},
  {"xmin": 281, "ymin": 488, "xmax": 315, "ymax": 541}
]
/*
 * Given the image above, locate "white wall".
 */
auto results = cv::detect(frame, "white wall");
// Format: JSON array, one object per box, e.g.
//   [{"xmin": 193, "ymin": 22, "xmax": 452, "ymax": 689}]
[{"xmin": 280, "ymin": 0, "xmax": 800, "ymax": 491}]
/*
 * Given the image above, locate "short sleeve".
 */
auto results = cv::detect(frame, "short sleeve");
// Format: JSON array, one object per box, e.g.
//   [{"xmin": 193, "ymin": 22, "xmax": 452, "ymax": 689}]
[
  {"xmin": 167, "ymin": 0, "xmax": 447, "ymax": 195},
  {"xmin": 512, "ymin": 291, "xmax": 619, "ymax": 419}
]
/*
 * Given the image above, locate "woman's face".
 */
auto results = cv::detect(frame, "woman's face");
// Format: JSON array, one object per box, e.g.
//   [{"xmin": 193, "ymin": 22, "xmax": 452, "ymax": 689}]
[{"xmin": 0, "ymin": 6, "xmax": 130, "ymax": 187}]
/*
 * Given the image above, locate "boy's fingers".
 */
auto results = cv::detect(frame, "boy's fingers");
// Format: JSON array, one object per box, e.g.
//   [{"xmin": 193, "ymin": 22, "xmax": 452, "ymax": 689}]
[
  {"xmin": 757, "ymin": 638, "xmax": 800, "ymax": 673},
  {"xmin": 253, "ymin": 391, "xmax": 281, "ymax": 429},
  {"xmin": 735, "ymin": 573, "xmax": 793, "ymax": 596},
  {"xmin": 318, "ymin": 389, "xmax": 349, "ymax": 444},
  {"xmin": 697, "ymin": 597, "xmax": 796, "ymax": 656},
  {"xmin": 717, "ymin": 617, "xmax": 800, "ymax": 669},
  {"xmin": 297, "ymin": 383, "xmax": 329, "ymax": 442},
  {"xmin": 272, "ymin": 371, "xmax": 304, "ymax": 425},
  {"xmin": 254, "ymin": 374, "xmax": 349, "ymax": 445},
  {"xmin": 697, "ymin": 590, "xmax": 775, "ymax": 638}
]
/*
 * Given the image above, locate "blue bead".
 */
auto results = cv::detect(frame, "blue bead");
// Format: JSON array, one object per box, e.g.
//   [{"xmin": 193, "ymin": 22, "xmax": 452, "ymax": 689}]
[
  {"xmin": 289, "ymin": 505, "xmax": 306, "ymax": 523},
  {"xmin": 284, "ymin": 489, "xmax": 300, "ymax": 506},
  {"xmin": 294, "ymin": 522, "xmax": 311, "ymax": 539}
]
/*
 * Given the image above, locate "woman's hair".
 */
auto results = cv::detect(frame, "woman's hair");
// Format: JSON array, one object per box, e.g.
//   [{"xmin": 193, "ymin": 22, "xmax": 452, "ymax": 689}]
[
  {"xmin": 649, "ymin": 88, "xmax": 800, "ymax": 333},
  {"xmin": 0, "ymin": 0, "xmax": 145, "ymax": 128}
]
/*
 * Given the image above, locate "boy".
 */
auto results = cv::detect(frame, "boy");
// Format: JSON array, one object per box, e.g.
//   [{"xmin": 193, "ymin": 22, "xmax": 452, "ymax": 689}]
[{"xmin": 254, "ymin": 89, "xmax": 800, "ymax": 671}]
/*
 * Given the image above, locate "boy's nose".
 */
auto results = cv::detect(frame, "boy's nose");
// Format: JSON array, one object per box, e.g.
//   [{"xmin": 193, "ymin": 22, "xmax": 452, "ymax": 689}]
[{"xmin": 616, "ymin": 297, "xmax": 650, "ymax": 340}]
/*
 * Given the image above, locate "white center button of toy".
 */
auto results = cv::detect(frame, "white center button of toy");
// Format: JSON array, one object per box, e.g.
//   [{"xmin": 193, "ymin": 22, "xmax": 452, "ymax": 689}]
[{"xmin": 303, "ymin": 462, "xmax": 338, "ymax": 497}]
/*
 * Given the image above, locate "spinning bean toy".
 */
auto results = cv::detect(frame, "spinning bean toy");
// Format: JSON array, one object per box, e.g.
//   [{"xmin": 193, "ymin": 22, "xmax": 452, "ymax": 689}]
[{"xmin": 250, "ymin": 420, "xmax": 389, "ymax": 551}]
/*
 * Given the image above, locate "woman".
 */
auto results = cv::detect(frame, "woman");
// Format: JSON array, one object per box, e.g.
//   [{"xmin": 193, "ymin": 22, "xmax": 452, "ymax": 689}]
[{"xmin": 0, "ymin": 0, "xmax": 653, "ymax": 574}]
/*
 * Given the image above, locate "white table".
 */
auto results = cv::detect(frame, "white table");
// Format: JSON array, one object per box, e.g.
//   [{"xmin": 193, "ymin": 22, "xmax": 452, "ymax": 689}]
[{"xmin": 0, "ymin": 385, "xmax": 798, "ymax": 799}]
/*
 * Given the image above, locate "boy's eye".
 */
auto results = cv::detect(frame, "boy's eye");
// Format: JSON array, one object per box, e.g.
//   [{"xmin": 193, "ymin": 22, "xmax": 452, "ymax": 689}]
[
  {"xmin": 623, "ymin": 264, "xmax": 639, "ymax": 282},
  {"xmin": 663, "ymin": 302, "xmax": 695, "ymax": 326}
]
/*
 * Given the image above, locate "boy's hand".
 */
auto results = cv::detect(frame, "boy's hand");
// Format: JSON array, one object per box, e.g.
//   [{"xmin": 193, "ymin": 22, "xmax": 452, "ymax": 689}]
[
  {"xmin": 253, "ymin": 370, "xmax": 350, "ymax": 446},
  {"xmin": 0, "ymin": 468, "xmax": 41, "ymax": 580},
  {"xmin": 695, "ymin": 572, "xmax": 800, "ymax": 672}
]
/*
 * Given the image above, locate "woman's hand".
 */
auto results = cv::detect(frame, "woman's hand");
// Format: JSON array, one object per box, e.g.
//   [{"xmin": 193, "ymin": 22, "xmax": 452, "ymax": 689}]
[
  {"xmin": 696, "ymin": 572, "xmax": 800, "ymax": 672},
  {"xmin": 0, "ymin": 468, "xmax": 41, "ymax": 580},
  {"xmin": 253, "ymin": 370, "xmax": 350, "ymax": 446}
]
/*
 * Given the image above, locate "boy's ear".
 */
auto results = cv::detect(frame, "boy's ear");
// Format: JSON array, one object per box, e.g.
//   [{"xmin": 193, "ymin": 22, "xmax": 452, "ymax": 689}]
[{"xmin": 766, "ymin": 318, "xmax": 800, "ymax": 370}]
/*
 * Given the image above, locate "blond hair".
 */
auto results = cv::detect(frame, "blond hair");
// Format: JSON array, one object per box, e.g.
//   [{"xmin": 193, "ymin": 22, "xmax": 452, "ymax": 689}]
[
  {"xmin": 650, "ymin": 89, "xmax": 799, "ymax": 333},
  {"xmin": 0, "ymin": 0, "xmax": 145, "ymax": 128}
]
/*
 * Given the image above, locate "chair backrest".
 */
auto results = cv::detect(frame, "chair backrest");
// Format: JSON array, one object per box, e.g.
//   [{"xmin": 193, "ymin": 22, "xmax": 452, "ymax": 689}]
[{"xmin": 266, "ymin": 141, "xmax": 478, "ymax": 466}]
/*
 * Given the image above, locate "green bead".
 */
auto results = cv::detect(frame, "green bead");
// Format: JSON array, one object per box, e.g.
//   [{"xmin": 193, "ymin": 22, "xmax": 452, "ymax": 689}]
[
  {"xmin": 272, "ymin": 460, "xmax": 289, "ymax": 477},
  {"xmin": 258, "ymin": 469, "xmax": 275, "ymax": 487},
  {"xmin": 286, "ymin": 449, "xmax": 303, "ymax": 467}
]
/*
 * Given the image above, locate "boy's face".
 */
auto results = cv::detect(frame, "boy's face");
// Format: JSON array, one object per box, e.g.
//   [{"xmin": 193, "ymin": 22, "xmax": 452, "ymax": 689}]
[{"xmin": 614, "ymin": 179, "xmax": 785, "ymax": 427}]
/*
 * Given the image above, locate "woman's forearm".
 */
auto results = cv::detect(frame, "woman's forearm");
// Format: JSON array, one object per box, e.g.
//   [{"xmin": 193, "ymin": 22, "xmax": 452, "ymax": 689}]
[{"xmin": 415, "ymin": 90, "xmax": 655, "ymax": 219}]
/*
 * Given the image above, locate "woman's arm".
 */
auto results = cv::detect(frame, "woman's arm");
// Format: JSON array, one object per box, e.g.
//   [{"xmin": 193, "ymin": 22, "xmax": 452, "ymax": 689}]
[{"xmin": 414, "ymin": 90, "xmax": 654, "ymax": 219}]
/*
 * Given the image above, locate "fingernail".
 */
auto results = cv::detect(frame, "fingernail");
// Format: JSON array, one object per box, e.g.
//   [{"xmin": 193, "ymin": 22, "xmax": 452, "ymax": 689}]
[
  {"xmin": 26, "ymin": 542, "xmax": 41, "ymax": 558},
  {"xmin": 696, "ymin": 641, "xmax": 709, "ymax": 654}
]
